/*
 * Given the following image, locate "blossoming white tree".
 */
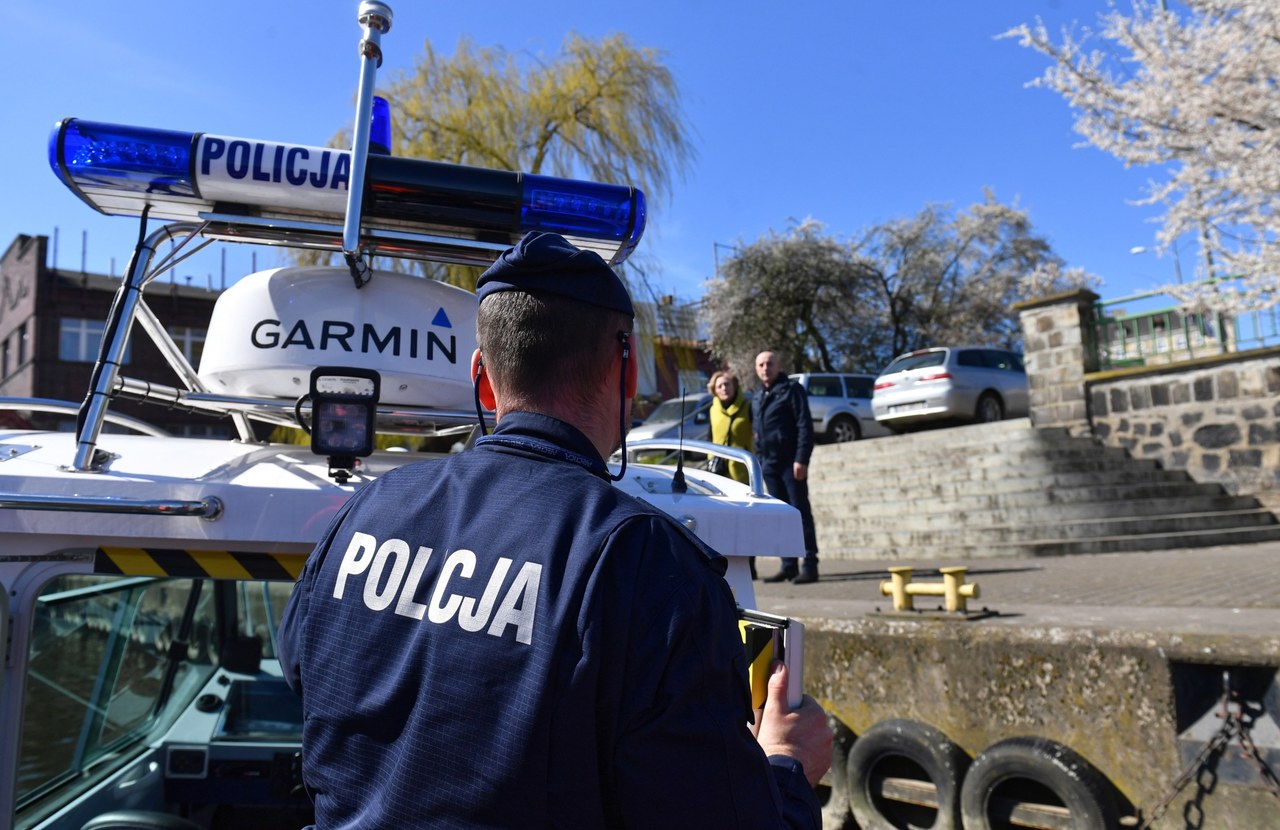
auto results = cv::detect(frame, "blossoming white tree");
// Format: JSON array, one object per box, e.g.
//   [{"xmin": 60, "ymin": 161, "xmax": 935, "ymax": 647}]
[
  {"xmin": 704, "ymin": 193, "xmax": 1091, "ymax": 378},
  {"xmin": 1004, "ymin": 0, "xmax": 1280, "ymax": 313}
]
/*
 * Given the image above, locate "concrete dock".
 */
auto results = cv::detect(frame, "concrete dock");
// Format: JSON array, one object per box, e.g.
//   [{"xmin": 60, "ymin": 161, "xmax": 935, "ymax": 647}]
[
  {"xmin": 755, "ymin": 541, "xmax": 1280, "ymax": 635},
  {"xmin": 751, "ymin": 542, "xmax": 1280, "ymax": 829}
]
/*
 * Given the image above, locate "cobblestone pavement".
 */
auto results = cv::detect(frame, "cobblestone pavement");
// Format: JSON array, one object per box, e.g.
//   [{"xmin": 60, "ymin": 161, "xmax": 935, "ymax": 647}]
[
  {"xmin": 750, "ymin": 543, "xmax": 1280, "ymax": 645},
  {"xmin": 753, "ymin": 541, "xmax": 1280, "ymax": 610}
]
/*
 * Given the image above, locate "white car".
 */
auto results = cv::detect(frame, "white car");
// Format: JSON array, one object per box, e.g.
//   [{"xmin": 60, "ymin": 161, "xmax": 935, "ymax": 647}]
[{"xmin": 872, "ymin": 347, "xmax": 1029, "ymax": 432}]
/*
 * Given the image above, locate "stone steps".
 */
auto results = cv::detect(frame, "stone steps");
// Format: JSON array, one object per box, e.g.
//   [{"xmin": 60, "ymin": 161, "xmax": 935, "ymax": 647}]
[
  {"xmin": 815, "ymin": 493, "xmax": 1264, "ymax": 529},
  {"xmin": 979, "ymin": 524, "xmax": 1280, "ymax": 558},
  {"xmin": 824, "ymin": 524, "xmax": 1280, "ymax": 561},
  {"xmin": 819, "ymin": 417, "xmax": 1037, "ymax": 451},
  {"xmin": 811, "ymin": 449, "xmax": 1141, "ymax": 477},
  {"xmin": 811, "ymin": 458, "xmax": 1168, "ymax": 491},
  {"xmin": 814, "ymin": 480, "xmax": 1226, "ymax": 513},
  {"xmin": 815, "ymin": 468, "xmax": 1196, "ymax": 503},
  {"xmin": 822, "ymin": 507, "xmax": 1276, "ymax": 548},
  {"xmin": 810, "ymin": 420, "xmax": 1280, "ymax": 559}
]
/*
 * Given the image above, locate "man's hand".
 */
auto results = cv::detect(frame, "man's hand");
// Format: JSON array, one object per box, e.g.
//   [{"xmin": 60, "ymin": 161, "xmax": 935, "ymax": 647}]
[
  {"xmin": 755, "ymin": 663, "xmax": 833, "ymax": 788},
  {"xmin": 792, "ymin": 462, "xmax": 808, "ymax": 481}
]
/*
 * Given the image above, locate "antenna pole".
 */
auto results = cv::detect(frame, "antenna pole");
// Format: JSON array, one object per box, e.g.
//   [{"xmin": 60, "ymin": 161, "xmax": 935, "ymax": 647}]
[
  {"xmin": 342, "ymin": 1, "xmax": 393, "ymax": 288},
  {"xmin": 671, "ymin": 385, "xmax": 688, "ymax": 493}
]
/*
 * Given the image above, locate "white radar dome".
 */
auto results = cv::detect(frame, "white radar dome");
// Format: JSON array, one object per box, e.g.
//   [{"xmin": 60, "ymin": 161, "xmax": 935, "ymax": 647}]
[{"xmin": 198, "ymin": 266, "xmax": 477, "ymax": 409}]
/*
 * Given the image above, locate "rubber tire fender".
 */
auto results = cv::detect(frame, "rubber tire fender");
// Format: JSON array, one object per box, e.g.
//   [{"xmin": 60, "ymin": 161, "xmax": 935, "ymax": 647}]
[
  {"xmin": 960, "ymin": 736, "xmax": 1119, "ymax": 830},
  {"xmin": 845, "ymin": 718, "xmax": 968, "ymax": 830}
]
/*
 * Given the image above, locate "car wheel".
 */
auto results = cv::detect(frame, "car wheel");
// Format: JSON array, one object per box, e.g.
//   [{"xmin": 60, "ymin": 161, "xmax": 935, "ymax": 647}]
[
  {"xmin": 975, "ymin": 393, "xmax": 1004, "ymax": 423},
  {"xmin": 830, "ymin": 414, "xmax": 860, "ymax": 443}
]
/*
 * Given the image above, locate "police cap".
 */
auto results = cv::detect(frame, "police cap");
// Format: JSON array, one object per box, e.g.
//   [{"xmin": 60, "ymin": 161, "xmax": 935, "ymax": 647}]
[{"xmin": 476, "ymin": 231, "xmax": 634, "ymax": 318}]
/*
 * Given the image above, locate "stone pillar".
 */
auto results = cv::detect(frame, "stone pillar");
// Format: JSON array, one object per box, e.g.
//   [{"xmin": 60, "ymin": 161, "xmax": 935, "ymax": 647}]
[{"xmin": 1013, "ymin": 289, "xmax": 1101, "ymax": 436}]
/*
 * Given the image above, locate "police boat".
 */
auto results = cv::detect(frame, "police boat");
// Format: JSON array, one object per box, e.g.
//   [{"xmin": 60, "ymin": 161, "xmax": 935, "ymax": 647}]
[{"xmin": 0, "ymin": 4, "xmax": 802, "ymax": 829}]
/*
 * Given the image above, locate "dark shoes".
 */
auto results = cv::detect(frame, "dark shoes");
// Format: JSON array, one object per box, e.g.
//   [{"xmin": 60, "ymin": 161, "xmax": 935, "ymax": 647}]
[{"xmin": 763, "ymin": 563, "xmax": 819, "ymax": 584}]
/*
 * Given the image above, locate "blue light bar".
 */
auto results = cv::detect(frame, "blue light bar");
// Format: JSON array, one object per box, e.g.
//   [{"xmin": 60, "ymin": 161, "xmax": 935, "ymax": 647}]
[
  {"xmin": 49, "ymin": 118, "xmax": 645, "ymax": 265},
  {"xmin": 522, "ymin": 174, "xmax": 647, "ymax": 264},
  {"xmin": 51, "ymin": 120, "xmax": 199, "ymax": 220}
]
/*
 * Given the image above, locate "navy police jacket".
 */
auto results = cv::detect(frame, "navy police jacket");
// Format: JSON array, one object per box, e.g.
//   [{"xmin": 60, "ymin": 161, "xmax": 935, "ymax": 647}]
[{"xmin": 278, "ymin": 411, "xmax": 820, "ymax": 829}]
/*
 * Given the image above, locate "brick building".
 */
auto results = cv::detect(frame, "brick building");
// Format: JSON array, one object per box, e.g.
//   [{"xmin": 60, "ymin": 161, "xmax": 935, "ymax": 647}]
[{"xmin": 0, "ymin": 233, "xmax": 233, "ymax": 437}]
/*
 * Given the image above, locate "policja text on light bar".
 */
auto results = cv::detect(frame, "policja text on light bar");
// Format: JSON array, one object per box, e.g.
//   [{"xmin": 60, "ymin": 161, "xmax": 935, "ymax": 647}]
[{"xmin": 48, "ymin": 119, "xmax": 646, "ymax": 266}]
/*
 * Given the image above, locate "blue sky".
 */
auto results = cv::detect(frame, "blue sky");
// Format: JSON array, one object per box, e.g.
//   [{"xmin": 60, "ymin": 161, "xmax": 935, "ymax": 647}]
[{"xmin": 0, "ymin": 1, "xmax": 1185, "ymax": 307}]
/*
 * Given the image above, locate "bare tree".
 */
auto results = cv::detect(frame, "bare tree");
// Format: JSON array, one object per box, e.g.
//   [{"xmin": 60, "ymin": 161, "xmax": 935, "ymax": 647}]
[
  {"xmin": 704, "ymin": 219, "xmax": 883, "ymax": 381},
  {"xmin": 704, "ymin": 194, "xmax": 1093, "ymax": 378},
  {"xmin": 1003, "ymin": 0, "xmax": 1280, "ymax": 312},
  {"xmin": 865, "ymin": 191, "xmax": 1093, "ymax": 361}
]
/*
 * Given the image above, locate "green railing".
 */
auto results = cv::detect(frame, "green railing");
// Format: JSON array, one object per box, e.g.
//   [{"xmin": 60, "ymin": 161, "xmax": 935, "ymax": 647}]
[{"xmin": 1093, "ymin": 279, "xmax": 1280, "ymax": 371}]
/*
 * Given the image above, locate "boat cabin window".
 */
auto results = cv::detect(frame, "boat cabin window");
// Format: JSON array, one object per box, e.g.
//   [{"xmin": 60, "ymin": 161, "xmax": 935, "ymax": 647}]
[{"xmin": 17, "ymin": 574, "xmax": 296, "ymax": 824}]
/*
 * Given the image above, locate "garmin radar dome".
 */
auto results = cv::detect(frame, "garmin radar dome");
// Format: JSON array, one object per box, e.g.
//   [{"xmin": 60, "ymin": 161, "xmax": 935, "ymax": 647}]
[{"xmin": 198, "ymin": 266, "xmax": 477, "ymax": 409}]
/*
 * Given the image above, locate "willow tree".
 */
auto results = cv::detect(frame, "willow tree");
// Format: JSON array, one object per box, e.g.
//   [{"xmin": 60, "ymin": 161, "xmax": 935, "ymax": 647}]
[
  {"xmin": 1004, "ymin": 1, "xmax": 1280, "ymax": 312},
  {"xmin": 369, "ymin": 33, "xmax": 694, "ymax": 289}
]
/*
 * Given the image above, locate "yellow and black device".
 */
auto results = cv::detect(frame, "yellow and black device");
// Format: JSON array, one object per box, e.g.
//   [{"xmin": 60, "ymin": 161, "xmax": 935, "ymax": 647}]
[{"xmin": 738, "ymin": 608, "xmax": 805, "ymax": 710}]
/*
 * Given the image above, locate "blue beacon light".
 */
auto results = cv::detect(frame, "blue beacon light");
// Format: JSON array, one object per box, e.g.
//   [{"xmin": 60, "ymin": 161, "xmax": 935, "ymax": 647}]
[
  {"xmin": 369, "ymin": 96, "xmax": 392, "ymax": 155},
  {"xmin": 48, "ymin": 117, "xmax": 646, "ymax": 265},
  {"xmin": 51, "ymin": 121, "xmax": 196, "ymax": 211}
]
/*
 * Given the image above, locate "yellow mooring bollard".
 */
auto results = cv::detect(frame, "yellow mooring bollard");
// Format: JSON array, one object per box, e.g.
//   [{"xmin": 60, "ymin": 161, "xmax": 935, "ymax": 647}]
[{"xmin": 880, "ymin": 566, "xmax": 980, "ymax": 613}]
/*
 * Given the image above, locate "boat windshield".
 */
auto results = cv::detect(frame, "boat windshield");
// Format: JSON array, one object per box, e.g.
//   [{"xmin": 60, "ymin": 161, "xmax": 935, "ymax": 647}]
[{"xmin": 17, "ymin": 575, "xmax": 293, "ymax": 819}]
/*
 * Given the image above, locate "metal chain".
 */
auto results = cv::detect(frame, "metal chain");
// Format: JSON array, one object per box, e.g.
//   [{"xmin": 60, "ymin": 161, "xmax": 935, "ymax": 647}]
[
  {"xmin": 1235, "ymin": 720, "xmax": 1280, "ymax": 800},
  {"xmin": 1138, "ymin": 670, "xmax": 1280, "ymax": 829},
  {"xmin": 1138, "ymin": 719, "xmax": 1232, "ymax": 830}
]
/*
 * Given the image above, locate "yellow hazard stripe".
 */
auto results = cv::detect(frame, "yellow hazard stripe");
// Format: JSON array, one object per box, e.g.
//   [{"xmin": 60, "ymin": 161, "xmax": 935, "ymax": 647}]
[
  {"xmin": 98, "ymin": 547, "xmax": 169, "ymax": 577},
  {"xmin": 192, "ymin": 549, "xmax": 254, "ymax": 579},
  {"xmin": 95, "ymin": 547, "xmax": 306, "ymax": 580},
  {"xmin": 739, "ymin": 620, "xmax": 775, "ymax": 710},
  {"xmin": 271, "ymin": 553, "xmax": 306, "ymax": 580}
]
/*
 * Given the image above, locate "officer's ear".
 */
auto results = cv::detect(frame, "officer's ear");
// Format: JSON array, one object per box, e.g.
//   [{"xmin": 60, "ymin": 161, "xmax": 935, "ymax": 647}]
[{"xmin": 471, "ymin": 349, "xmax": 496, "ymax": 410}]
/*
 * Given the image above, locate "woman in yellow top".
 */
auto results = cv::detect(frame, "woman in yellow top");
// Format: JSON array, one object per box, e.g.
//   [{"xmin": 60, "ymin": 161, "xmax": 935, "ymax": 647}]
[{"xmin": 707, "ymin": 370, "xmax": 753, "ymax": 485}]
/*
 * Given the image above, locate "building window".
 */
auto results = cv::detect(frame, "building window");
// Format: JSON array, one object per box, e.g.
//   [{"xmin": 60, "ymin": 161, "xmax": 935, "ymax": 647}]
[
  {"xmin": 171, "ymin": 326, "xmax": 207, "ymax": 366},
  {"xmin": 17, "ymin": 322, "xmax": 27, "ymax": 366},
  {"xmin": 59, "ymin": 319, "xmax": 130, "ymax": 364}
]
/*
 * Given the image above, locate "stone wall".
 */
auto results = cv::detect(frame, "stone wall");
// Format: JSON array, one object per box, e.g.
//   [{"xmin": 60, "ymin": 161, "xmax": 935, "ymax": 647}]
[
  {"xmin": 1088, "ymin": 349, "xmax": 1280, "ymax": 510},
  {"xmin": 1017, "ymin": 288, "xmax": 1280, "ymax": 511},
  {"xmin": 808, "ymin": 614, "xmax": 1280, "ymax": 829},
  {"xmin": 1013, "ymin": 289, "xmax": 1100, "ymax": 438}
]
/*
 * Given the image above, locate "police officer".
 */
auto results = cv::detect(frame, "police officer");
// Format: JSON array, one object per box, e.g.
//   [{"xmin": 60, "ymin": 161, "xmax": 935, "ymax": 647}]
[{"xmin": 278, "ymin": 232, "xmax": 832, "ymax": 829}]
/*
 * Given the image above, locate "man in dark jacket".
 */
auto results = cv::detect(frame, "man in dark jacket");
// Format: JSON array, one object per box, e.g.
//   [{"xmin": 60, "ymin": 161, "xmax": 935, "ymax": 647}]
[
  {"xmin": 752, "ymin": 350, "xmax": 820, "ymax": 584},
  {"xmin": 278, "ymin": 233, "xmax": 832, "ymax": 829}
]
